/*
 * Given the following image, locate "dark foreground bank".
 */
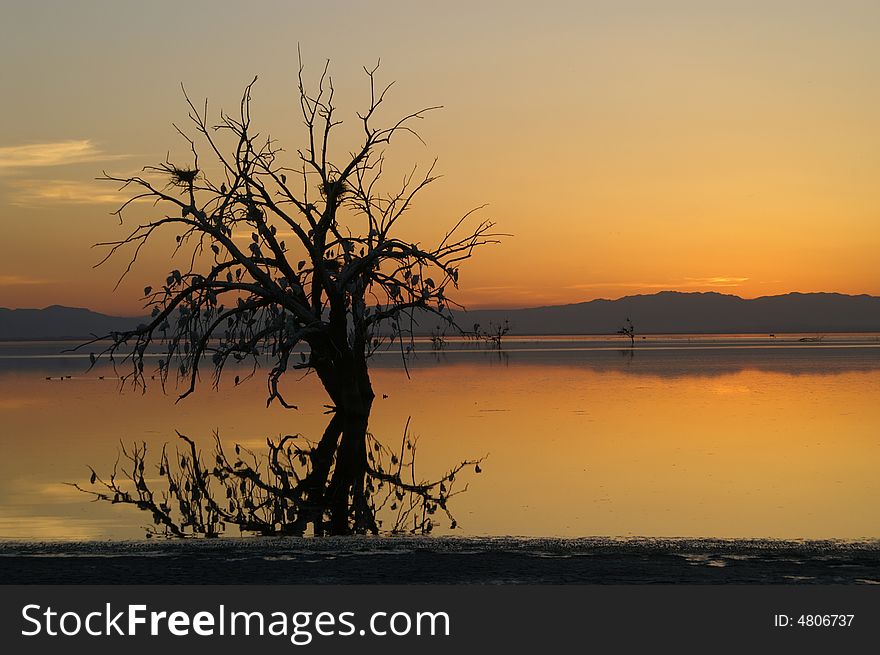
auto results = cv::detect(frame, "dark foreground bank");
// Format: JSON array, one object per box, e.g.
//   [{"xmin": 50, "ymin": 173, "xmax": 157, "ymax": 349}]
[{"xmin": 1, "ymin": 537, "xmax": 878, "ymax": 584}]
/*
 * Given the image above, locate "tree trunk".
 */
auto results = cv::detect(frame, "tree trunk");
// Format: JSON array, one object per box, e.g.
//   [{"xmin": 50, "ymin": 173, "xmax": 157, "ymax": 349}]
[
  {"xmin": 294, "ymin": 413, "xmax": 342, "ymax": 535},
  {"xmin": 327, "ymin": 408, "xmax": 372, "ymax": 534},
  {"xmin": 311, "ymin": 342, "xmax": 376, "ymax": 535}
]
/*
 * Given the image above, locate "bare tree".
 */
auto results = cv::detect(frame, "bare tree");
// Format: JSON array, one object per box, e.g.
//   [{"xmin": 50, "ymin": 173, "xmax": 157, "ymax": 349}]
[
  {"xmin": 82, "ymin": 58, "xmax": 499, "ymax": 535},
  {"xmin": 479, "ymin": 319, "xmax": 511, "ymax": 350},
  {"xmin": 617, "ymin": 317, "xmax": 635, "ymax": 348},
  {"xmin": 429, "ymin": 326, "xmax": 447, "ymax": 351}
]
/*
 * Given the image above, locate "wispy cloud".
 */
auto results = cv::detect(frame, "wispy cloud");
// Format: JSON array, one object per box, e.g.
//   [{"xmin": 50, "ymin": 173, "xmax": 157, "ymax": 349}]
[
  {"xmin": 565, "ymin": 281, "xmax": 678, "ymax": 290},
  {"xmin": 6, "ymin": 179, "xmax": 131, "ymax": 206},
  {"xmin": 0, "ymin": 139, "xmax": 126, "ymax": 170},
  {"xmin": 460, "ymin": 285, "xmax": 519, "ymax": 293},
  {"xmin": 683, "ymin": 276, "xmax": 750, "ymax": 286},
  {"xmin": 566, "ymin": 276, "xmax": 750, "ymax": 290},
  {"xmin": 0, "ymin": 275, "xmax": 54, "ymax": 286}
]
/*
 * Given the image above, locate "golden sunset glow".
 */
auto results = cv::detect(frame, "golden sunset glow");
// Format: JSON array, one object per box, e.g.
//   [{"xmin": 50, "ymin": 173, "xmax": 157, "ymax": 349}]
[{"xmin": 1, "ymin": 1, "xmax": 879, "ymax": 314}]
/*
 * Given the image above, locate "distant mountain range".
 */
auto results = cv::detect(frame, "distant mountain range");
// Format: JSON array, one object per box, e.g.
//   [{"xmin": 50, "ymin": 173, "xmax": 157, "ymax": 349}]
[
  {"xmin": 2, "ymin": 292, "xmax": 879, "ymax": 340},
  {"xmin": 452, "ymin": 291, "xmax": 880, "ymax": 336},
  {"xmin": 0, "ymin": 305, "xmax": 142, "ymax": 340}
]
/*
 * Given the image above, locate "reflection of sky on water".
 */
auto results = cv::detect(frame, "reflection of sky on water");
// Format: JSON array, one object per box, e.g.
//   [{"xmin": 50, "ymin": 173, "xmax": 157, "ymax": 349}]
[{"xmin": 0, "ymin": 338, "xmax": 878, "ymax": 540}]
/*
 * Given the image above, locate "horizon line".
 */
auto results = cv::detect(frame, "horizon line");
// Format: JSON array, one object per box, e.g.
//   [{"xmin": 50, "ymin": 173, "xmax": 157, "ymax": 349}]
[{"xmin": 2, "ymin": 289, "xmax": 879, "ymax": 318}]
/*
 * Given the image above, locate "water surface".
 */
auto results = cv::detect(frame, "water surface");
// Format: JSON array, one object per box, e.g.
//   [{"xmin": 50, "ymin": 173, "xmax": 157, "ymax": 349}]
[{"xmin": 0, "ymin": 335, "xmax": 878, "ymax": 540}]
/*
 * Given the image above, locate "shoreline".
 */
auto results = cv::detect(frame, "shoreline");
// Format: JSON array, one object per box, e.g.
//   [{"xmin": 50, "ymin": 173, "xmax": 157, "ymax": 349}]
[{"xmin": 3, "ymin": 537, "xmax": 879, "ymax": 585}]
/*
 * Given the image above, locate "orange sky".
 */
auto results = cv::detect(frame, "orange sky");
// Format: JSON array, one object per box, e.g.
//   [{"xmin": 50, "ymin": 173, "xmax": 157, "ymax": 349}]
[{"xmin": 1, "ymin": 0, "xmax": 878, "ymax": 315}]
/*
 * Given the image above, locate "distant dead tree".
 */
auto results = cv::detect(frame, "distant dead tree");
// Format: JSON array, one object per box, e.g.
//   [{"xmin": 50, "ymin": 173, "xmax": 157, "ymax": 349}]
[
  {"xmin": 481, "ymin": 319, "xmax": 511, "ymax": 349},
  {"xmin": 469, "ymin": 319, "xmax": 510, "ymax": 350},
  {"xmin": 617, "ymin": 317, "xmax": 635, "ymax": 347},
  {"xmin": 429, "ymin": 326, "xmax": 447, "ymax": 351},
  {"xmin": 79, "ymin": 57, "xmax": 499, "ymax": 535}
]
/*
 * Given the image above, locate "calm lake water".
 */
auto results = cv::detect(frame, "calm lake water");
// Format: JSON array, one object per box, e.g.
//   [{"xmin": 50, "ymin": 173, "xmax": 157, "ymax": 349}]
[{"xmin": 0, "ymin": 335, "xmax": 878, "ymax": 540}]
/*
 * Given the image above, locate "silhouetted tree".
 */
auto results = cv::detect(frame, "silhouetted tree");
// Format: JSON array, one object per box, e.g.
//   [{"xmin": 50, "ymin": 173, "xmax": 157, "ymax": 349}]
[
  {"xmin": 617, "ymin": 317, "xmax": 635, "ymax": 347},
  {"xmin": 82, "ymin": 58, "xmax": 498, "ymax": 535},
  {"xmin": 429, "ymin": 326, "xmax": 447, "ymax": 351},
  {"xmin": 467, "ymin": 319, "xmax": 510, "ymax": 350},
  {"xmin": 480, "ymin": 319, "xmax": 511, "ymax": 349}
]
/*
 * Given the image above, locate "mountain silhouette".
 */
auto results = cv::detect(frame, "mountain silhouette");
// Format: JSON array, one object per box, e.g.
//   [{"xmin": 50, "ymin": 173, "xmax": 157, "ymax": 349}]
[
  {"xmin": 445, "ymin": 291, "xmax": 880, "ymax": 335},
  {"xmin": 0, "ymin": 305, "xmax": 140, "ymax": 340},
  {"xmin": 1, "ymin": 292, "xmax": 879, "ymax": 340}
]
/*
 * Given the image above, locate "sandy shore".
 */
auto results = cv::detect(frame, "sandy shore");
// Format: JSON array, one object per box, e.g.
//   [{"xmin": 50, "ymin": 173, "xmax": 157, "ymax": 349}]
[{"xmin": 1, "ymin": 537, "xmax": 878, "ymax": 584}]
